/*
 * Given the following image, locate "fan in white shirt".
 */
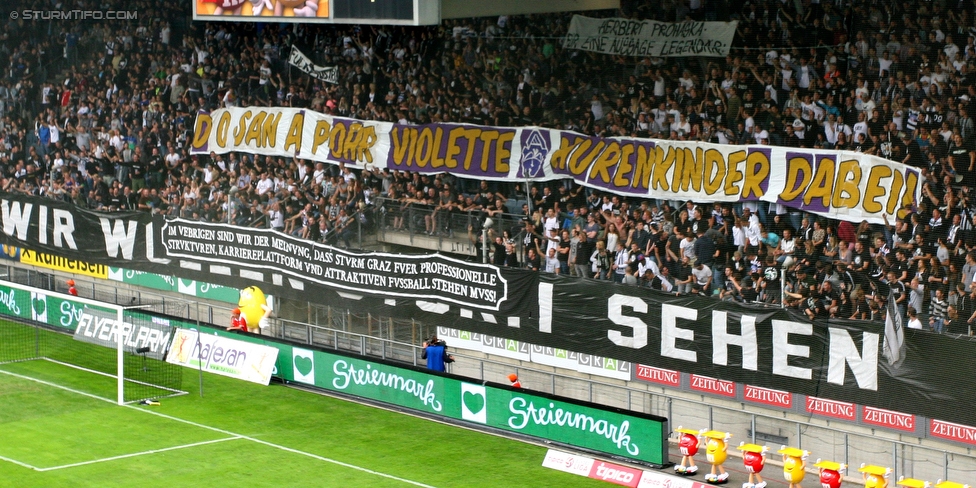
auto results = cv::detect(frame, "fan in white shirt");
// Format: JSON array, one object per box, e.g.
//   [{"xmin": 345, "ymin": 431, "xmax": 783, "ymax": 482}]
[
  {"xmin": 312, "ymin": 163, "xmax": 327, "ymax": 185},
  {"xmin": 165, "ymin": 149, "xmax": 181, "ymax": 168},
  {"xmin": 852, "ymin": 113, "xmax": 869, "ymax": 141},
  {"xmin": 255, "ymin": 174, "xmax": 274, "ymax": 195}
]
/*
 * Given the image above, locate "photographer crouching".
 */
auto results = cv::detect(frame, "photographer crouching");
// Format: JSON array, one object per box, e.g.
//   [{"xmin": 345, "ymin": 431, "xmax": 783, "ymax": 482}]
[{"xmin": 421, "ymin": 335, "xmax": 455, "ymax": 372}]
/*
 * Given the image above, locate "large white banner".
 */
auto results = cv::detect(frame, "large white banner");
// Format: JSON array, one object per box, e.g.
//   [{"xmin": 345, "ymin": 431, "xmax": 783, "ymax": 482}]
[
  {"xmin": 288, "ymin": 46, "xmax": 338, "ymax": 84},
  {"xmin": 167, "ymin": 328, "xmax": 279, "ymax": 385},
  {"xmin": 73, "ymin": 308, "xmax": 173, "ymax": 361},
  {"xmin": 437, "ymin": 326, "xmax": 633, "ymax": 381},
  {"xmin": 562, "ymin": 15, "xmax": 737, "ymax": 57},
  {"xmin": 191, "ymin": 106, "xmax": 920, "ymax": 224}
]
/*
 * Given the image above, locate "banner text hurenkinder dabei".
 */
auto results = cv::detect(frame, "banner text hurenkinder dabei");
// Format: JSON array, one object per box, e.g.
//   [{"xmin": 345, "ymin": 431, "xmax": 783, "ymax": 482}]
[{"xmin": 190, "ymin": 106, "xmax": 920, "ymax": 225}]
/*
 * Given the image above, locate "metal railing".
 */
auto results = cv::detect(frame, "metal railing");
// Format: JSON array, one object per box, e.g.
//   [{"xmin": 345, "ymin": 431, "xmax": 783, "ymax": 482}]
[
  {"xmin": 265, "ymin": 310, "xmax": 976, "ymax": 482},
  {"xmin": 6, "ymin": 264, "xmax": 975, "ymax": 482},
  {"xmin": 374, "ymin": 196, "xmax": 535, "ymax": 261}
]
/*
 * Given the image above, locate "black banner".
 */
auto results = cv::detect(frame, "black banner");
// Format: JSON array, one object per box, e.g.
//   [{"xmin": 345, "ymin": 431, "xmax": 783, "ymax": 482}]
[
  {"xmin": 2, "ymin": 193, "xmax": 975, "ymax": 426},
  {"xmin": 422, "ymin": 276, "xmax": 976, "ymax": 426},
  {"xmin": 161, "ymin": 218, "xmax": 508, "ymax": 310},
  {"xmin": 0, "ymin": 193, "xmax": 529, "ymax": 314}
]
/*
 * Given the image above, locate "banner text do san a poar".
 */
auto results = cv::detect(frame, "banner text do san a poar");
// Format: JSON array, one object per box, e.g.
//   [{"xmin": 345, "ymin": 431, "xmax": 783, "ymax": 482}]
[{"xmin": 191, "ymin": 106, "xmax": 920, "ymax": 225}]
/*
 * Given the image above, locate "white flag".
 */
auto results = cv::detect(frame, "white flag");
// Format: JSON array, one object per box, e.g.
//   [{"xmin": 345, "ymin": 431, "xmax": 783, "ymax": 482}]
[
  {"xmin": 288, "ymin": 46, "xmax": 338, "ymax": 84},
  {"xmin": 883, "ymin": 290, "xmax": 905, "ymax": 366}
]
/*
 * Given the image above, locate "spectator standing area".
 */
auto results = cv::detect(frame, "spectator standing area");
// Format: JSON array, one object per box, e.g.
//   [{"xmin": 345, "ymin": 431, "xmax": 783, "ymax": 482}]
[{"xmin": 5, "ymin": 0, "xmax": 976, "ymax": 483}]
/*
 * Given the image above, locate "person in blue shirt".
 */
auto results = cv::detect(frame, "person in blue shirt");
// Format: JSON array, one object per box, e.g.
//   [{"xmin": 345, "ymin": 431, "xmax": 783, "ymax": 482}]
[{"xmin": 421, "ymin": 335, "xmax": 453, "ymax": 372}]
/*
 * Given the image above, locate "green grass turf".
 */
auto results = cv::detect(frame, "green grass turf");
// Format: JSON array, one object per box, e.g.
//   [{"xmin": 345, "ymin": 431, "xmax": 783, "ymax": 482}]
[
  {"xmin": 0, "ymin": 345, "xmax": 610, "ymax": 487},
  {"xmin": 0, "ymin": 318, "xmax": 184, "ymax": 403}
]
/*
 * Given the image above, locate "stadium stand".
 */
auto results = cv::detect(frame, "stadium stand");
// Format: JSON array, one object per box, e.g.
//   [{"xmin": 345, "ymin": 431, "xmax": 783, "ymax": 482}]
[{"xmin": 4, "ymin": 0, "xmax": 976, "ymax": 330}]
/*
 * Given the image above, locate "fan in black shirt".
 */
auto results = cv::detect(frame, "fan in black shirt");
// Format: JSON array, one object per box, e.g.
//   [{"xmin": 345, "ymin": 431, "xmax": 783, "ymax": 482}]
[{"xmin": 853, "ymin": 133, "xmax": 875, "ymax": 154}]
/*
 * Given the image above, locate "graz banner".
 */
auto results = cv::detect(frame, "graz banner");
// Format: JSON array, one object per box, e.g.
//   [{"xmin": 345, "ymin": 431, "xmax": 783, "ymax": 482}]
[
  {"xmin": 161, "ymin": 218, "xmax": 508, "ymax": 309},
  {"xmin": 0, "ymin": 193, "xmax": 529, "ymax": 315},
  {"xmin": 190, "ymin": 106, "xmax": 920, "ymax": 224},
  {"xmin": 4, "ymin": 192, "xmax": 975, "ymax": 428},
  {"xmin": 409, "ymin": 276, "xmax": 976, "ymax": 428},
  {"xmin": 563, "ymin": 15, "xmax": 737, "ymax": 57},
  {"xmin": 288, "ymin": 46, "xmax": 339, "ymax": 84}
]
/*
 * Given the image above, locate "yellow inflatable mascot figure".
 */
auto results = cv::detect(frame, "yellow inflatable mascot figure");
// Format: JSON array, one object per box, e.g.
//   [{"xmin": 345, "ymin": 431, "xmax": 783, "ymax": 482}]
[
  {"xmin": 238, "ymin": 286, "xmax": 272, "ymax": 333},
  {"xmin": 859, "ymin": 464, "xmax": 891, "ymax": 488},
  {"xmin": 700, "ymin": 430, "xmax": 731, "ymax": 484},
  {"xmin": 778, "ymin": 446, "xmax": 809, "ymax": 488}
]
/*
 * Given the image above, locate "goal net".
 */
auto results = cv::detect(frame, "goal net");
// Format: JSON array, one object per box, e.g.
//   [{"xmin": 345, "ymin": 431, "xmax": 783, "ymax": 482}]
[{"xmin": 0, "ymin": 280, "xmax": 187, "ymax": 405}]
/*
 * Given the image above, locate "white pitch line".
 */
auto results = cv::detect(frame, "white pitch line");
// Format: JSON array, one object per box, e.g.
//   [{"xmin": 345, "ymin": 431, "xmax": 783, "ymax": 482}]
[
  {"xmin": 0, "ymin": 369, "xmax": 119, "ymax": 404},
  {"xmin": 0, "ymin": 368, "xmax": 438, "ymax": 488},
  {"xmin": 36, "ymin": 437, "xmax": 243, "ymax": 472},
  {"xmin": 128, "ymin": 408, "xmax": 440, "ymax": 488},
  {"xmin": 0, "ymin": 454, "xmax": 40, "ymax": 471}
]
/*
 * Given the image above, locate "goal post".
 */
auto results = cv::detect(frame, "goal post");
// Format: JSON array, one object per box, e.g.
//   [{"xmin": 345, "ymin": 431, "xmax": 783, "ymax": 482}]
[
  {"xmin": 112, "ymin": 304, "xmax": 166, "ymax": 406},
  {"xmin": 0, "ymin": 280, "xmax": 187, "ymax": 405}
]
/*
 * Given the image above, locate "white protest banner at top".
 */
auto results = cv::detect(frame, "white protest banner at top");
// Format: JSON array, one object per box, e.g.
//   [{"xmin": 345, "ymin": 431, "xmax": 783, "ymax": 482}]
[
  {"xmin": 288, "ymin": 46, "xmax": 339, "ymax": 84},
  {"xmin": 563, "ymin": 15, "xmax": 737, "ymax": 57}
]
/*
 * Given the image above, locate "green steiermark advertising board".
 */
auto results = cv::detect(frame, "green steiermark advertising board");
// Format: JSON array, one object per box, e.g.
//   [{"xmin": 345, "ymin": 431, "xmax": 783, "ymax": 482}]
[
  {"xmin": 108, "ymin": 268, "xmax": 239, "ymax": 304},
  {"xmin": 0, "ymin": 283, "xmax": 114, "ymax": 330},
  {"xmin": 197, "ymin": 326, "xmax": 667, "ymax": 465},
  {"xmin": 0, "ymin": 276, "xmax": 665, "ymax": 465}
]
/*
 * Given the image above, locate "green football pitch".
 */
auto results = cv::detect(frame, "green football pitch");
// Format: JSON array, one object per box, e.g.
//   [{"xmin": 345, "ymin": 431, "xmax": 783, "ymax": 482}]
[{"xmin": 0, "ymin": 350, "xmax": 610, "ymax": 487}]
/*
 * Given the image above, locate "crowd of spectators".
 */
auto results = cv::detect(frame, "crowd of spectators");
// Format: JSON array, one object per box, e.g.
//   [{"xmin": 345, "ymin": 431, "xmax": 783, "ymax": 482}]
[{"xmin": 3, "ymin": 0, "xmax": 976, "ymax": 331}]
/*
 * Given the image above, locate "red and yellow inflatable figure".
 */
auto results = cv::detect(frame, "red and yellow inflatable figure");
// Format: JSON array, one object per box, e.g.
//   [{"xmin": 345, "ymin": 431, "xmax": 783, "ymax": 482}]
[
  {"xmin": 673, "ymin": 427, "xmax": 700, "ymax": 475},
  {"xmin": 815, "ymin": 459, "xmax": 847, "ymax": 488},
  {"xmin": 700, "ymin": 430, "xmax": 731, "ymax": 484},
  {"xmin": 859, "ymin": 464, "xmax": 891, "ymax": 488},
  {"xmin": 737, "ymin": 443, "xmax": 768, "ymax": 488},
  {"xmin": 778, "ymin": 446, "xmax": 809, "ymax": 488}
]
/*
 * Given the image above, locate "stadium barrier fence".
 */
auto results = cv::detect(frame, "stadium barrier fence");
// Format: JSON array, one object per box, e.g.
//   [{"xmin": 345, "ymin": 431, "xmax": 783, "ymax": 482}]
[{"xmin": 0, "ymin": 264, "xmax": 974, "ymax": 480}]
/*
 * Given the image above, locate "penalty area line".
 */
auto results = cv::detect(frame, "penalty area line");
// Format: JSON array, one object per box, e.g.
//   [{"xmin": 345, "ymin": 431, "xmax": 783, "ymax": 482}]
[
  {"xmin": 0, "ymin": 368, "xmax": 439, "ymax": 488},
  {"xmin": 35, "ymin": 437, "xmax": 243, "ymax": 472}
]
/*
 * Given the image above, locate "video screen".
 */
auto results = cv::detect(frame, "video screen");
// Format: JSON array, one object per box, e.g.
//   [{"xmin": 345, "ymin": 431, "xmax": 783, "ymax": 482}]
[
  {"xmin": 195, "ymin": 0, "xmax": 330, "ymax": 19},
  {"xmin": 333, "ymin": 0, "xmax": 412, "ymax": 20}
]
